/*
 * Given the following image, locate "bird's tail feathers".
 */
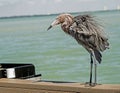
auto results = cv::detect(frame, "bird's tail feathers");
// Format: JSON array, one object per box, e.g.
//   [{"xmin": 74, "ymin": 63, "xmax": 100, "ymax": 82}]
[{"xmin": 94, "ymin": 49, "xmax": 102, "ymax": 64}]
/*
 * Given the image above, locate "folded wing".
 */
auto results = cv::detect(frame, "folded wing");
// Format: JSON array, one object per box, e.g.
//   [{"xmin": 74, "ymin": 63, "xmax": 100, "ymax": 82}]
[{"xmin": 69, "ymin": 15, "xmax": 109, "ymax": 63}]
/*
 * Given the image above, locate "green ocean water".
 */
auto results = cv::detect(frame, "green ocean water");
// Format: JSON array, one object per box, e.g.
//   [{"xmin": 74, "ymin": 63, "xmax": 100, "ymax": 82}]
[{"xmin": 0, "ymin": 10, "xmax": 120, "ymax": 84}]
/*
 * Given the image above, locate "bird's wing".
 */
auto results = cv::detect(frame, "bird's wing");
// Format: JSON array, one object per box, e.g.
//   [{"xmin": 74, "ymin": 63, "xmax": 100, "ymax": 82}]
[
  {"xmin": 71, "ymin": 15, "xmax": 104, "ymax": 37},
  {"xmin": 69, "ymin": 15, "xmax": 109, "ymax": 52}
]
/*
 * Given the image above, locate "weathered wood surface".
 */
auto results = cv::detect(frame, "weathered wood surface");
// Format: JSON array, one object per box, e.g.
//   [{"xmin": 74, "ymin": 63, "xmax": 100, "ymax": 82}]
[{"xmin": 0, "ymin": 78, "xmax": 119, "ymax": 93}]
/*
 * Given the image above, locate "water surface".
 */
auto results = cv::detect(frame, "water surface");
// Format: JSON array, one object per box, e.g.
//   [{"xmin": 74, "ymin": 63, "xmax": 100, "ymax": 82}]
[{"xmin": 0, "ymin": 10, "xmax": 120, "ymax": 84}]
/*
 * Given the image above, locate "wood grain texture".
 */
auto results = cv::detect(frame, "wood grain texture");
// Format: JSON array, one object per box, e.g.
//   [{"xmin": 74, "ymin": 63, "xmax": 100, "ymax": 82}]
[{"xmin": 0, "ymin": 78, "xmax": 119, "ymax": 93}]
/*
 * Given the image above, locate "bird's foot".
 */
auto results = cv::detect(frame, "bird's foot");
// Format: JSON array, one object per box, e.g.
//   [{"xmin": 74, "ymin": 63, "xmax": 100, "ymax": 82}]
[{"xmin": 85, "ymin": 82, "xmax": 97, "ymax": 87}]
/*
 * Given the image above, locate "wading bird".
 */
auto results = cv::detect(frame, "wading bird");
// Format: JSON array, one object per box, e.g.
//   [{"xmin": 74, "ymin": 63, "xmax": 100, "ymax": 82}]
[{"xmin": 47, "ymin": 13, "xmax": 109, "ymax": 86}]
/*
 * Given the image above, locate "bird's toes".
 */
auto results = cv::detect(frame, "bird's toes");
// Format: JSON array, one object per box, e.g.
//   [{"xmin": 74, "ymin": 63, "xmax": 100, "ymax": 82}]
[{"xmin": 85, "ymin": 82, "xmax": 97, "ymax": 87}]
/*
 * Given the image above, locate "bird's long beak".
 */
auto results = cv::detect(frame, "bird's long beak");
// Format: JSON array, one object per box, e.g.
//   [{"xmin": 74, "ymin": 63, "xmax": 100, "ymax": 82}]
[
  {"xmin": 47, "ymin": 25, "xmax": 52, "ymax": 30},
  {"xmin": 47, "ymin": 19, "xmax": 59, "ymax": 31}
]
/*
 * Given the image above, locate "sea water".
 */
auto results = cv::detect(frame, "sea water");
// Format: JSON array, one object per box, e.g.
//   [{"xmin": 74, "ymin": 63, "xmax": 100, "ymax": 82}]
[{"xmin": 0, "ymin": 10, "xmax": 120, "ymax": 84}]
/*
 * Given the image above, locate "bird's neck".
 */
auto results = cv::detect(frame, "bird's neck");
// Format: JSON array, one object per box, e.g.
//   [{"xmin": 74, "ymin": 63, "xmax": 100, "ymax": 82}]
[{"xmin": 61, "ymin": 16, "xmax": 73, "ymax": 34}]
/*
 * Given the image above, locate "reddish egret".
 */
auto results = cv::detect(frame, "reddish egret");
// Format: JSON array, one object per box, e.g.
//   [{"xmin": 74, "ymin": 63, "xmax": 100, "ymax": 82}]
[{"xmin": 47, "ymin": 13, "xmax": 109, "ymax": 86}]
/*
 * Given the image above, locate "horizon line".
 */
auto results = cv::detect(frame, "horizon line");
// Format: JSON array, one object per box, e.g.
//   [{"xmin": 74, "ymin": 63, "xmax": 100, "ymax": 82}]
[{"xmin": 0, "ymin": 9, "xmax": 119, "ymax": 19}]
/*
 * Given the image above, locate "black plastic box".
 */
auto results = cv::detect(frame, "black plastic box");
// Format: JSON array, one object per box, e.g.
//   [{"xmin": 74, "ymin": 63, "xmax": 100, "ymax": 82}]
[{"xmin": 0, "ymin": 63, "xmax": 35, "ymax": 79}]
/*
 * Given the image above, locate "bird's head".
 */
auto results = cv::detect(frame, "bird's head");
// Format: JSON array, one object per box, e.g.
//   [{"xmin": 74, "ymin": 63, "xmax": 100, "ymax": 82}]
[{"xmin": 47, "ymin": 13, "xmax": 73, "ymax": 30}]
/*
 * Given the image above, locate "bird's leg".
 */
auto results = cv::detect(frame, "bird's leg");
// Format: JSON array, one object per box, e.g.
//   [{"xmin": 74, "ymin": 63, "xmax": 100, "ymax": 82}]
[
  {"xmin": 85, "ymin": 50, "xmax": 97, "ymax": 87},
  {"xmin": 92, "ymin": 50, "xmax": 97, "ymax": 86},
  {"xmin": 86, "ymin": 50, "xmax": 97, "ymax": 87},
  {"xmin": 89, "ymin": 54, "xmax": 93, "ymax": 85},
  {"xmin": 94, "ymin": 59, "xmax": 97, "ymax": 85},
  {"xmin": 85, "ymin": 53, "xmax": 93, "ymax": 86}
]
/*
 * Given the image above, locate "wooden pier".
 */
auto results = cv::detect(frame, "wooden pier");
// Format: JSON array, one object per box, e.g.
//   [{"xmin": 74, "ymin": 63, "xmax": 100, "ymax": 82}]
[{"xmin": 0, "ymin": 78, "xmax": 119, "ymax": 93}]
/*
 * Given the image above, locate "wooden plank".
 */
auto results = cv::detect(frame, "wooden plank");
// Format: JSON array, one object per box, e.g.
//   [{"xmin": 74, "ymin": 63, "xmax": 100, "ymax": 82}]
[
  {"xmin": 0, "ymin": 87, "xmax": 74, "ymax": 93},
  {"xmin": 0, "ymin": 78, "xmax": 119, "ymax": 93}
]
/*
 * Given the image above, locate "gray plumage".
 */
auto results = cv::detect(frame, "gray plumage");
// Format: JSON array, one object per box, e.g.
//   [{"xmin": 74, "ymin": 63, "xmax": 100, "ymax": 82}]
[{"xmin": 69, "ymin": 15, "xmax": 109, "ymax": 63}]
